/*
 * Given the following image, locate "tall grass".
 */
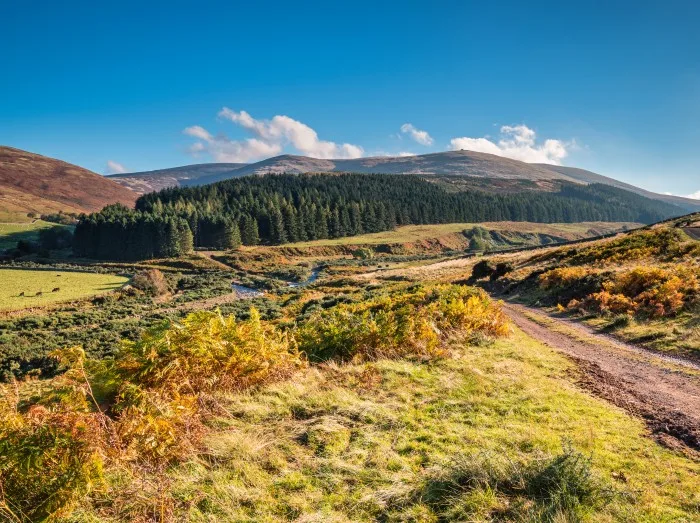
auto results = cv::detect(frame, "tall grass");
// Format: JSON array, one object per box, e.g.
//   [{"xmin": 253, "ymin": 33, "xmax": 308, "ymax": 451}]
[{"xmin": 417, "ymin": 444, "xmax": 613, "ymax": 522}]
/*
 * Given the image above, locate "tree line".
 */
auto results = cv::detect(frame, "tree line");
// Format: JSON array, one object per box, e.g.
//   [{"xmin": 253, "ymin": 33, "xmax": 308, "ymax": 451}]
[{"xmin": 73, "ymin": 173, "xmax": 683, "ymax": 260}]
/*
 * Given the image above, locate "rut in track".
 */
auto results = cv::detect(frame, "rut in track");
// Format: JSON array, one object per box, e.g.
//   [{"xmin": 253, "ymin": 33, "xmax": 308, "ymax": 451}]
[{"xmin": 502, "ymin": 302, "xmax": 700, "ymax": 451}]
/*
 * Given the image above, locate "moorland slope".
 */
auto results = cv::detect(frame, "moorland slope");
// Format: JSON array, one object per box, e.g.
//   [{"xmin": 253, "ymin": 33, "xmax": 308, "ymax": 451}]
[{"xmin": 0, "ymin": 146, "xmax": 137, "ymax": 214}]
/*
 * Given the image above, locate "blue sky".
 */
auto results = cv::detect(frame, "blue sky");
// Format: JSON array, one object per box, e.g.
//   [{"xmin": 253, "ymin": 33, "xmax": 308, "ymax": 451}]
[{"xmin": 3, "ymin": 1, "xmax": 699, "ymax": 197}]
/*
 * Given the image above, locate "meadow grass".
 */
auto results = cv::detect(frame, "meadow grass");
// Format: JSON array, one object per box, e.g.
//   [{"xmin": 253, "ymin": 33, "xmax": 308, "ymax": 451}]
[
  {"xmin": 0, "ymin": 268, "xmax": 128, "ymax": 311},
  {"xmin": 0, "ymin": 220, "xmax": 68, "ymax": 250},
  {"xmin": 84, "ymin": 328, "xmax": 700, "ymax": 521},
  {"xmin": 274, "ymin": 221, "xmax": 638, "ymax": 248},
  {"xmin": 0, "ymin": 211, "xmax": 33, "ymax": 223}
]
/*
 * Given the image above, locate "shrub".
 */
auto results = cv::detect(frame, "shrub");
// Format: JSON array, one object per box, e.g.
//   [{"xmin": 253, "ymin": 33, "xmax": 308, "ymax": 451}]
[
  {"xmin": 490, "ymin": 262, "xmax": 514, "ymax": 281},
  {"xmin": 469, "ymin": 259, "xmax": 496, "ymax": 281},
  {"xmin": 296, "ymin": 284, "xmax": 509, "ymax": 362},
  {"xmin": 538, "ymin": 267, "xmax": 591, "ymax": 289},
  {"xmin": 0, "ymin": 349, "xmax": 109, "ymax": 521},
  {"xmin": 577, "ymin": 266, "xmax": 699, "ymax": 318},
  {"xmin": 38, "ymin": 226, "xmax": 73, "ymax": 250},
  {"xmin": 110, "ymin": 309, "xmax": 303, "ymax": 463},
  {"xmin": 131, "ymin": 268, "xmax": 170, "ymax": 296},
  {"xmin": 0, "ymin": 309, "xmax": 305, "ymax": 518},
  {"xmin": 114, "ymin": 309, "xmax": 302, "ymax": 395}
]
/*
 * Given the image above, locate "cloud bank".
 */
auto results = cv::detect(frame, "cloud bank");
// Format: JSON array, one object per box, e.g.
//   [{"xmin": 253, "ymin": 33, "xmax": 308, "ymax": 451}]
[
  {"xmin": 185, "ymin": 109, "xmax": 364, "ymax": 162},
  {"xmin": 687, "ymin": 190, "xmax": 700, "ymax": 200},
  {"xmin": 449, "ymin": 125, "xmax": 570, "ymax": 164},
  {"xmin": 106, "ymin": 160, "xmax": 128, "ymax": 174},
  {"xmin": 400, "ymin": 123, "xmax": 433, "ymax": 146}
]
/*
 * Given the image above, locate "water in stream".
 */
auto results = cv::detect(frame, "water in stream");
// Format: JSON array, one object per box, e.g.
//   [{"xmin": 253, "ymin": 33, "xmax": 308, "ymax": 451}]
[{"xmin": 231, "ymin": 268, "xmax": 322, "ymax": 298}]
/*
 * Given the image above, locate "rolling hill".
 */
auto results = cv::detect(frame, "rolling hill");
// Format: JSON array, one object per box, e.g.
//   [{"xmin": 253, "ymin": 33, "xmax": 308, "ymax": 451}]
[
  {"xmin": 111, "ymin": 151, "xmax": 700, "ymax": 213},
  {"xmin": 110, "ymin": 151, "xmax": 581, "ymax": 193},
  {"xmin": 108, "ymin": 162, "xmax": 245, "ymax": 193},
  {"xmin": 0, "ymin": 146, "xmax": 137, "ymax": 216},
  {"xmin": 534, "ymin": 164, "xmax": 700, "ymax": 211}
]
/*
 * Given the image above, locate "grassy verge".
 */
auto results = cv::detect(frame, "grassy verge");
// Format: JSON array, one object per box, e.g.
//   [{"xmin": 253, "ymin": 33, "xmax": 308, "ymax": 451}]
[{"xmin": 72, "ymin": 328, "xmax": 700, "ymax": 521}]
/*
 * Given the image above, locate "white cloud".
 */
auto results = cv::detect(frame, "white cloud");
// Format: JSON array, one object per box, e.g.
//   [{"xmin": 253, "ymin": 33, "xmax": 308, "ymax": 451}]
[
  {"xmin": 400, "ymin": 123, "xmax": 434, "ymax": 146},
  {"xmin": 183, "ymin": 125, "xmax": 213, "ymax": 141},
  {"xmin": 687, "ymin": 190, "xmax": 700, "ymax": 199},
  {"xmin": 449, "ymin": 124, "xmax": 570, "ymax": 164},
  {"xmin": 185, "ymin": 109, "xmax": 364, "ymax": 163},
  {"xmin": 105, "ymin": 160, "xmax": 128, "ymax": 174}
]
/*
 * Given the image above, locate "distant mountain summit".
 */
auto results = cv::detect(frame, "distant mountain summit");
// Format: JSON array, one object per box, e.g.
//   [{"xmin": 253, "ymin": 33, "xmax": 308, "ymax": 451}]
[
  {"xmin": 0, "ymin": 146, "xmax": 137, "ymax": 215},
  {"xmin": 108, "ymin": 163, "xmax": 246, "ymax": 193},
  {"xmin": 111, "ymin": 150, "xmax": 580, "ymax": 192}
]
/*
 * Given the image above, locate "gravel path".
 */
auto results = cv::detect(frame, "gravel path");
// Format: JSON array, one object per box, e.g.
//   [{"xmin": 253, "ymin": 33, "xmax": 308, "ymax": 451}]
[{"xmin": 502, "ymin": 302, "xmax": 700, "ymax": 451}]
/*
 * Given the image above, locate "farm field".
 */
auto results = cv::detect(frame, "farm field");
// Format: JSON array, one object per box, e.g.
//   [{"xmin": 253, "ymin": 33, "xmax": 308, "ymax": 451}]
[
  {"xmin": 0, "ymin": 220, "xmax": 69, "ymax": 250},
  {"xmin": 276, "ymin": 221, "xmax": 640, "ymax": 248},
  {"xmin": 0, "ymin": 268, "xmax": 128, "ymax": 311}
]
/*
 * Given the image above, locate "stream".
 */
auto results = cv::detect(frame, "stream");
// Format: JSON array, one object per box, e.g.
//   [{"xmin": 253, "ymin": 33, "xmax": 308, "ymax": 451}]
[{"xmin": 231, "ymin": 267, "xmax": 322, "ymax": 298}]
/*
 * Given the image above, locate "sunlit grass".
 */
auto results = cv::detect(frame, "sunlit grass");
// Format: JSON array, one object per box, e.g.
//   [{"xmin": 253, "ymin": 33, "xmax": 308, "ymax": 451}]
[
  {"xmin": 84, "ymin": 328, "xmax": 700, "ymax": 521},
  {"xmin": 0, "ymin": 269, "xmax": 128, "ymax": 311}
]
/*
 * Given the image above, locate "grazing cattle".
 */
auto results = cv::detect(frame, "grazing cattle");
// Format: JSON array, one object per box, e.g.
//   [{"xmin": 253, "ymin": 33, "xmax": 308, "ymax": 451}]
[
  {"xmin": 35, "ymin": 291, "xmax": 43, "ymax": 296},
  {"xmin": 19, "ymin": 292, "xmax": 25, "ymax": 297},
  {"xmin": 52, "ymin": 287, "xmax": 60, "ymax": 292}
]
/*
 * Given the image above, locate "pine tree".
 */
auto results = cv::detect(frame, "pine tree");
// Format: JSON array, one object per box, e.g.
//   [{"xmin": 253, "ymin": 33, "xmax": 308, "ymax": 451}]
[{"xmin": 241, "ymin": 215, "xmax": 260, "ymax": 245}]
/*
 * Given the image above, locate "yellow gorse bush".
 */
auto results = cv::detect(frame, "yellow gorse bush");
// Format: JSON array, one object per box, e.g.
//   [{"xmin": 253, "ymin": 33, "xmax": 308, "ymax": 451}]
[{"xmin": 297, "ymin": 284, "xmax": 509, "ymax": 362}]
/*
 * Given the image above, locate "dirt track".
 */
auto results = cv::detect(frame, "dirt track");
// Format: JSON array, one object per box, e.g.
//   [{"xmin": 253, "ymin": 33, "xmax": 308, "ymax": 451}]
[{"xmin": 502, "ymin": 302, "xmax": 700, "ymax": 451}]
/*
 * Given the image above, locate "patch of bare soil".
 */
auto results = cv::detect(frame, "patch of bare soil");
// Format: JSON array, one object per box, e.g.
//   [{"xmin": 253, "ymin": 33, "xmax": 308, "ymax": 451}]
[{"xmin": 502, "ymin": 302, "xmax": 700, "ymax": 452}]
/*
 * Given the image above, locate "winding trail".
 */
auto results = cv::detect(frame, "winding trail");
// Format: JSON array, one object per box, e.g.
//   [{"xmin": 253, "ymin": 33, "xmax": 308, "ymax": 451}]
[{"xmin": 502, "ymin": 302, "xmax": 700, "ymax": 451}]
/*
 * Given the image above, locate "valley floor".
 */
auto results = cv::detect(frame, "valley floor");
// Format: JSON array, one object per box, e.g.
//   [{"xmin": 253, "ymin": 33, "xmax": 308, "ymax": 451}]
[{"xmin": 2, "ymin": 217, "xmax": 699, "ymax": 521}]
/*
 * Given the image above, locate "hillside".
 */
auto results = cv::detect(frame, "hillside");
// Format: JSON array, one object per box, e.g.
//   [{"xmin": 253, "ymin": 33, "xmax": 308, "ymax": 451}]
[
  {"xmin": 535, "ymin": 164, "xmax": 700, "ymax": 212},
  {"xmin": 480, "ymin": 212, "xmax": 700, "ymax": 359},
  {"xmin": 108, "ymin": 162, "xmax": 245, "ymax": 193},
  {"xmin": 0, "ymin": 146, "xmax": 137, "ymax": 215},
  {"xmin": 110, "ymin": 151, "xmax": 698, "ymax": 214},
  {"xmin": 260, "ymin": 221, "xmax": 639, "ymax": 256},
  {"xmin": 191, "ymin": 150, "xmax": 580, "ymax": 186}
]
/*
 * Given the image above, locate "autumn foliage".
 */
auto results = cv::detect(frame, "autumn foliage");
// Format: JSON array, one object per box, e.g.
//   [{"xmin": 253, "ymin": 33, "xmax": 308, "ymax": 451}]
[{"xmin": 0, "ymin": 285, "xmax": 510, "ymax": 520}]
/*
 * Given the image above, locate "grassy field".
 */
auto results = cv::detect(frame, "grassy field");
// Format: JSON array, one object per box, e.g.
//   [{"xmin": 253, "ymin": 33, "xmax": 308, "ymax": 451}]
[
  {"xmin": 0, "ymin": 220, "xmax": 69, "ymax": 250},
  {"xmin": 71, "ymin": 327, "xmax": 700, "ymax": 521},
  {"xmin": 277, "ymin": 221, "xmax": 639, "ymax": 248},
  {"xmin": 0, "ymin": 268, "xmax": 128, "ymax": 311}
]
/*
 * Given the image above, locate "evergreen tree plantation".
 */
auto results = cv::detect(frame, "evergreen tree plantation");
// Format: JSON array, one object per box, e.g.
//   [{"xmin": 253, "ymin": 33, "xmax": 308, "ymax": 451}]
[{"xmin": 73, "ymin": 173, "xmax": 682, "ymax": 260}]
